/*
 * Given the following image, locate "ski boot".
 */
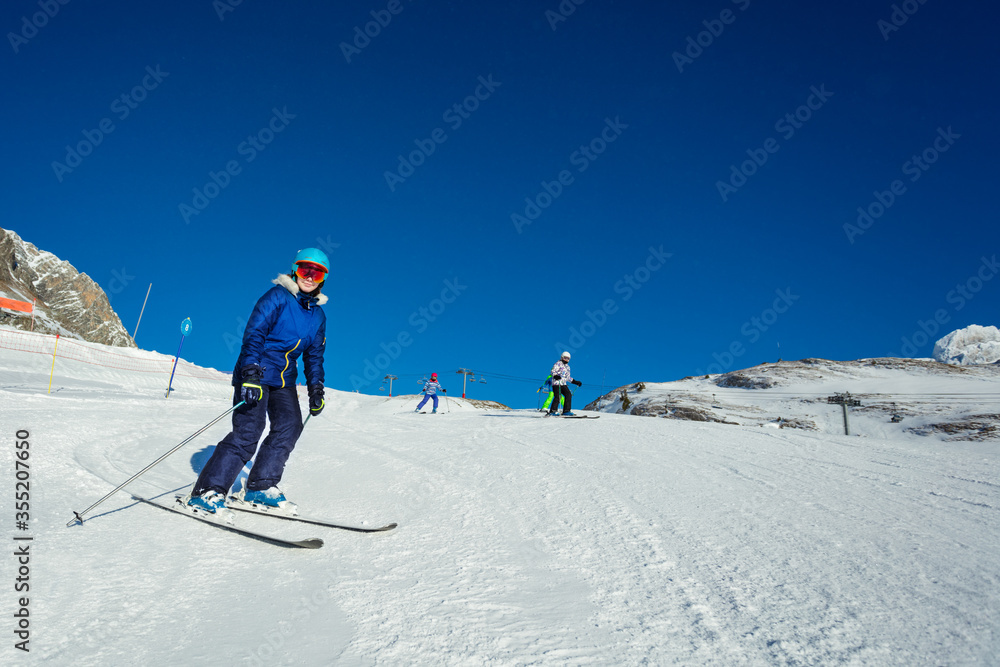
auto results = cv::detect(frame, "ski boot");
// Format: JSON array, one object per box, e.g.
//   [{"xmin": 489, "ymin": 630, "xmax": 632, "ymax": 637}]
[
  {"xmin": 238, "ymin": 487, "xmax": 298, "ymax": 515},
  {"xmin": 185, "ymin": 490, "xmax": 235, "ymax": 523}
]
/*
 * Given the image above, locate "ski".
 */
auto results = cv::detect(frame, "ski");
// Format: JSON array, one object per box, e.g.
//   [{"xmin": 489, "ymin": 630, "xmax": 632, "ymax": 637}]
[
  {"xmin": 132, "ymin": 494, "xmax": 324, "ymax": 549},
  {"xmin": 542, "ymin": 414, "xmax": 600, "ymax": 419},
  {"xmin": 227, "ymin": 497, "xmax": 398, "ymax": 533}
]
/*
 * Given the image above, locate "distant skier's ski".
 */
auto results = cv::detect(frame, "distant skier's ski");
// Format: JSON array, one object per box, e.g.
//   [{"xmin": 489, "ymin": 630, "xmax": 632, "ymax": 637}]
[
  {"xmin": 227, "ymin": 497, "xmax": 398, "ymax": 533},
  {"xmin": 542, "ymin": 414, "xmax": 600, "ymax": 419},
  {"xmin": 132, "ymin": 495, "xmax": 324, "ymax": 549}
]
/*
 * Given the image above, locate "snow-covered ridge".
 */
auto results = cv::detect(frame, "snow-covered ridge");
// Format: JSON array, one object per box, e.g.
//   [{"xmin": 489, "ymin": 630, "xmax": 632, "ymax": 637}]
[
  {"xmin": 0, "ymin": 325, "xmax": 504, "ymax": 415},
  {"xmin": 0, "ymin": 324, "xmax": 229, "ymax": 398},
  {"xmin": 934, "ymin": 324, "xmax": 1000, "ymax": 365},
  {"xmin": 587, "ymin": 357, "xmax": 1000, "ymax": 442}
]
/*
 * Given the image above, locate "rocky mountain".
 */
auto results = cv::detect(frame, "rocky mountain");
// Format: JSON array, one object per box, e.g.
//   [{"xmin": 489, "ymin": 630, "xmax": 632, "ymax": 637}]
[
  {"xmin": 586, "ymin": 357, "xmax": 1000, "ymax": 442},
  {"xmin": 934, "ymin": 324, "xmax": 1000, "ymax": 365},
  {"xmin": 0, "ymin": 227, "xmax": 135, "ymax": 347}
]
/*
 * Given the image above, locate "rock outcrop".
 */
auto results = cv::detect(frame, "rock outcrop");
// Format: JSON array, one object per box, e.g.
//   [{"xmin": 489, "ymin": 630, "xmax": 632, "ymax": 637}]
[{"xmin": 0, "ymin": 227, "xmax": 135, "ymax": 347}]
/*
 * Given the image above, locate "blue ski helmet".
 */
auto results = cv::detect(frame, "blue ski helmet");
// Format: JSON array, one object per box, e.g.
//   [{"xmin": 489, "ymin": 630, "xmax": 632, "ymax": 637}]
[{"xmin": 291, "ymin": 248, "xmax": 330, "ymax": 273}]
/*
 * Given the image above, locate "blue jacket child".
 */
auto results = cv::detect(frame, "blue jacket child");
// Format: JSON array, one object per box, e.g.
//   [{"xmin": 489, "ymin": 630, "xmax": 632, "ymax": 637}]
[
  {"xmin": 416, "ymin": 373, "xmax": 446, "ymax": 413},
  {"xmin": 188, "ymin": 249, "xmax": 329, "ymax": 515}
]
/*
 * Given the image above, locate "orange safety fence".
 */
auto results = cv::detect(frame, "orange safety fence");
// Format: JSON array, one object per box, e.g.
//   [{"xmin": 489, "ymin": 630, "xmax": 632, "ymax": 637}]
[
  {"xmin": 0, "ymin": 326, "xmax": 229, "ymax": 381},
  {"xmin": 0, "ymin": 297, "xmax": 34, "ymax": 313}
]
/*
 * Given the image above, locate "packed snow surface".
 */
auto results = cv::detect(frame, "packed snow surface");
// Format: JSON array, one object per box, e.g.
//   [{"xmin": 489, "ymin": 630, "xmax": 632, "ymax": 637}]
[
  {"xmin": 935, "ymin": 324, "xmax": 1000, "ymax": 365},
  {"xmin": 2, "ymin": 329, "xmax": 998, "ymax": 665}
]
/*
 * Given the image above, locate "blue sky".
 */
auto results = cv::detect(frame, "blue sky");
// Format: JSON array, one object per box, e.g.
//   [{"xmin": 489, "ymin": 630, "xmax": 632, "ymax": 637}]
[{"xmin": 4, "ymin": 0, "xmax": 998, "ymax": 409}]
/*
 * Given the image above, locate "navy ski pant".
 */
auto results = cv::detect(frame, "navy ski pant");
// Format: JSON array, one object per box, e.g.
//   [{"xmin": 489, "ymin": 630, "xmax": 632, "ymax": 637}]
[
  {"xmin": 192, "ymin": 385, "xmax": 303, "ymax": 496},
  {"xmin": 416, "ymin": 393, "xmax": 439, "ymax": 411}
]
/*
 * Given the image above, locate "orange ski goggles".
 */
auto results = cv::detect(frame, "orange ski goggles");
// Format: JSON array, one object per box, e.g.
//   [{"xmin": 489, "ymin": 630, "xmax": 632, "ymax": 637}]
[{"xmin": 295, "ymin": 262, "xmax": 327, "ymax": 283}]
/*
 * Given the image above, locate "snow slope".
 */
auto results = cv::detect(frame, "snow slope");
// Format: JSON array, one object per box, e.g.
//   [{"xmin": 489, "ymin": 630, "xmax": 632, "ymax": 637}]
[{"xmin": 1, "ymin": 332, "xmax": 998, "ymax": 665}]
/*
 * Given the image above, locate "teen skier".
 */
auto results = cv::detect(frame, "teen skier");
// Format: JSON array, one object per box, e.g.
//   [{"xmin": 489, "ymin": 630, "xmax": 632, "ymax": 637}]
[
  {"xmin": 546, "ymin": 351, "xmax": 582, "ymax": 417},
  {"xmin": 187, "ymin": 248, "xmax": 329, "ymax": 515},
  {"xmin": 415, "ymin": 373, "xmax": 446, "ymax": 413}
]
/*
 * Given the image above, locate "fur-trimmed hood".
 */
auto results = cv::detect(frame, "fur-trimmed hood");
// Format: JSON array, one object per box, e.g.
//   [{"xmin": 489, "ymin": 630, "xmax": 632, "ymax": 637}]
[{"xmin": 273, "ymin": 273, "xmax": 329, "ymax": 306}]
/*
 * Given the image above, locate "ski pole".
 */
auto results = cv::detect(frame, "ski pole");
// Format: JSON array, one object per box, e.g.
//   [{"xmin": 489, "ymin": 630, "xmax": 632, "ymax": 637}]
[{"xmin": 67, "ymin": 401, "xmax": 244, "ymax": 527}]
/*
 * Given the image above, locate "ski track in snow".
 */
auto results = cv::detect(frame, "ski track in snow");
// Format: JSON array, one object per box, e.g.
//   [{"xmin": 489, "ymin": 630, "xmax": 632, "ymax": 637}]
[{"xmin": 1, "ymin": 343, "xmax": 998, "ymax": 665}]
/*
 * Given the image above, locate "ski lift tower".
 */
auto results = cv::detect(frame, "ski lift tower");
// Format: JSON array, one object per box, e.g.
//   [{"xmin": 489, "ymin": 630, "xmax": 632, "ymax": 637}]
[
  {"xmin": 827, "ymin": 392, "xmax": 862, "ymax": 436},
  {"xmin": 456, "ymin": 368, "xmax": 475, "ymax": 398},
  {"xmin": 383, "ymin": 375, "xmax": 397, "ymax": 397}
]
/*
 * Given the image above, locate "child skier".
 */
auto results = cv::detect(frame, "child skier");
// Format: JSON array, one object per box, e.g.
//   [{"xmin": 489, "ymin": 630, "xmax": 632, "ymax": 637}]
[
  {"xmin": 415, "ymin": 373, "xmax": 446, "ymax": 413},
  {"xmin": 187, "ymin": 248, "xmax": 329, "ymax": 515},
  {"xmin": 539, "ymin": 374, "xmax": 563, "ymax": 412},
  {"xmin": 546, "ymin": 352, "xmax": 582, "ymax": 416}
]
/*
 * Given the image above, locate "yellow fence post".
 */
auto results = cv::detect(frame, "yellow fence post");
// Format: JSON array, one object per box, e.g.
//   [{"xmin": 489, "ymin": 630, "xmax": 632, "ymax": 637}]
[{"xmin": 47, "ymin": 334, "xmax": 60, "ymax": 394}]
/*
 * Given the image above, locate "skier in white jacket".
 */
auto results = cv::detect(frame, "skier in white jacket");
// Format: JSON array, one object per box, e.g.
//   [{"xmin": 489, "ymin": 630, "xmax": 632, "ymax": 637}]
[{"xmin": 546, "ymin": 352, "xmax": 582, "ymax": 416}]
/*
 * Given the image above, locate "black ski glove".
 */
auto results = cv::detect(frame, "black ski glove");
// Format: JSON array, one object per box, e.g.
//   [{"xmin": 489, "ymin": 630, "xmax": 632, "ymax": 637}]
[
  {"xmin": 442, "ymin": 388, "xmax": 447, "ymax": 393},
  {"xmin": 571, "ymin": 379, "xmax": 582, "ymax": 387},
  {"xmin": 240, "ymin": 364, "xmax": 264, "ymax": 407},
  {"xmin": 552, "ymin": 374, "xmax": 562, "ymax": 380},
  {"xmin": 308, "ymin": 384, "xmax": 325, "ymax": 416}
]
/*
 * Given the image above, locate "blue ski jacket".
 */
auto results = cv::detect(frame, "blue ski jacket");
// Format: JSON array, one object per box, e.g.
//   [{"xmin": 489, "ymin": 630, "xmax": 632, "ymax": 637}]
[
  {"xmin": 422, "ymin": 380, "xmax": 443, "ymax": 395},
  {"xmin": 233, "ymin": 274, "xmax": 327, "ymax": 389}
]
